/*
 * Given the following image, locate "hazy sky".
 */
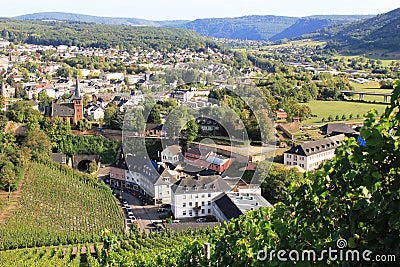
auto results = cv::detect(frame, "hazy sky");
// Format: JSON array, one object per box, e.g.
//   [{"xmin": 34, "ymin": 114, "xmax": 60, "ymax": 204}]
[{"xmin": 2, "ymin": 0, "xmax": 399, "ymax": 20}]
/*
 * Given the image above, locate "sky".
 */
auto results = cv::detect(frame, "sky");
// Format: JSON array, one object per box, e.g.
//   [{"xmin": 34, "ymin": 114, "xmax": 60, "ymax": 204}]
[{"xmin": 2, "ymin": 0, "xmax": 399, "ymax": 20}]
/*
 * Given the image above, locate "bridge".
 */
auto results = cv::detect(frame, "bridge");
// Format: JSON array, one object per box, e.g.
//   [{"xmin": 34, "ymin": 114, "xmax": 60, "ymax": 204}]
[{"xmin": 340, "ymin": 90, "xmax": 392, "ymax": 103}]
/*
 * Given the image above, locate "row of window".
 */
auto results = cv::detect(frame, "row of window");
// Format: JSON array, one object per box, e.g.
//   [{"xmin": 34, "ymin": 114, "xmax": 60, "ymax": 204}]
[
  {"xmin": 182, "ymin": 201, "xmax": 211, "ymax": 207},
  {"xmin": 182, "ymin": 209, "xmax": 211, "ymax": 216},
  {"xmin": 182, "ymin": 193, "xmax": 211, "ymax": 199}
]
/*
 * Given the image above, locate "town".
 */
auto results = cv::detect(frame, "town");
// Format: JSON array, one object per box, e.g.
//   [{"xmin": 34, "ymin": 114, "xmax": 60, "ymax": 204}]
[{"xmin": 0, "ymin": 4, "xmax": 399, "ymax": 264}]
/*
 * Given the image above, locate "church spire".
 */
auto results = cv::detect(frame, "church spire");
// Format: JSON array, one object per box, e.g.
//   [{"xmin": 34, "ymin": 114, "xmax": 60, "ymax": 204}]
[{"xmin": 75, "ymin": 78, "xmax": 81, "ymax": 99}]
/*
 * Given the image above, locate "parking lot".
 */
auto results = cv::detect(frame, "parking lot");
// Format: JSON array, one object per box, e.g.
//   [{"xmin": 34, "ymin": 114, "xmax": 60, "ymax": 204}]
[{"xmin": 118, "ymin": 191, "xmax": 167, "ymax": 232}]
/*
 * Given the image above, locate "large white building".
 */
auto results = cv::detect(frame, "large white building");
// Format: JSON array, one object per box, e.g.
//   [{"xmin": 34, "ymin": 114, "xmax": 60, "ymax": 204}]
[
  {"xmin": 283, "ymin": 134, "xmax": 345, "ymax": 171},
  {"xmin": 171, "ymin": 175, "xmax": 231, "ymax": 219}
]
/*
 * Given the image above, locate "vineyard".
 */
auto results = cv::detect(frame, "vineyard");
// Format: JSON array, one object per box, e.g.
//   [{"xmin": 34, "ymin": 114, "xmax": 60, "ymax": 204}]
[
  {"xmin": 0, "ymin": 162, "xmax": 125, "ymax": 250},
  {"xmin": 0, "ymin": 227, "xmax": 211, "ymax": 267}
]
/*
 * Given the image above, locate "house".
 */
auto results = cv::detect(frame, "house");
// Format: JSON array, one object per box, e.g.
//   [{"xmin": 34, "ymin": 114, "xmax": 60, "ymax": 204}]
[
  {"xmin": 145, "ymin": 123, "xmax": 164, "ymax": 137},
  {"xmin": 196, "ymin": 118, "xmax": 220, "ymax": 132},
  {"xmin": 275, "ymin": 109, "xmax": 288, "ymax": 120},
  {"xmin": 0, "ymin": 82, "xmax": 15, "ymax": 98},
  {"xmin": 184, "ymin": 148, "xmax": 234, "ymax": 174},
  {"xmin": 154, "ymin": 169, "xmax": 180, "ymax": 204},
  {"xmin": 91, "ymin": 106, "xmax": 105, "ymax": 121},
  {"xmin": 0, "ymin": 57, "xmax": 9, "ymax": 71},
  {"xmin": 320, "ymin": 123, "xmax": 357, "ymax": 137},
  {"xmin": 100, "ymin": 72, "xmax": 124, "ymax": 81},
  {"xmin": 44, "ymin": 79, "xmax": 83, "ymax": 126},
  {"xmin": 283, "ymin": 134, "xmax": 345, "ymax": 171},
  {"xmin": 212, "ymin": 192, "xmax": 272, "ymax": 223},
  {"xmin": 51, "ymin": 153, "xmax": 68, "ymax": 165},
  {"xmin": 171, "ymin": 175, "xmax": 231, "ymax": 219},
  {"xmin": 161, "ymin": 145, "xmax": 182, "ymax": 165}
]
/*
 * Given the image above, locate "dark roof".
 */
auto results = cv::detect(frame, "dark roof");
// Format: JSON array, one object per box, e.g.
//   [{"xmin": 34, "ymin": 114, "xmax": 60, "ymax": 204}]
[
  {"xmin": 110, "ymin": 155, "xmax": 128, "ymax": 170},
  {"xmin": 52, "ymin": 103, "xmax": 75, "ymax": 117},
  {"xmin": 214, "ymin": 193, "xmax": 243, "ymax": 220},
  {"xmin": 172, "ymin": 175, "xmax": 231, "ymax": 194},
  {"xmin": 320, "ymin": 123, "xmax": 356, "ymax": 136},
  {"xmin": 146, "ymin": 123, "xmax": 163, "ymax": 131},
  {"xmin": 186, "ymin": 147, "xmax": 201, "ymax": 155},
  {"xmin": 285, "ymin": 134, "xmax": 345, "ymax": 157}
]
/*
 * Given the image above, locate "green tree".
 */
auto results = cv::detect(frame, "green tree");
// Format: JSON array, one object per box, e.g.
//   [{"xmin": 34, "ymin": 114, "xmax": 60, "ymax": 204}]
[
  {"xmin": 77, "ymin": 118, "xmax": 91, "ymax": 132},
  {"xmin": 183, "ymin": 119, "xmax": 199, "ymax": 142},
  {"xmin": 23, "ymin": 129, "xmax": 52, "ymax": 162},
  {"xmin": 88, "ymin": 160, "xmax": 98, "ymax": 174}
]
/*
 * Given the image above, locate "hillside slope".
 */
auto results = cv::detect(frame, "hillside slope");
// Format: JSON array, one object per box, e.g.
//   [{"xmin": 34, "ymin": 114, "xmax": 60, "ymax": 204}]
[
  {"xmin": 0, "ymin": 19, "xmax": 215, "ymax": 51},
  {"xmin": 316, "ymin": 8, "xmax": 400, "ymax": 56},
  {"xmin": 0, "ymin": 163, "xmax": 124, "ymax": 250}
]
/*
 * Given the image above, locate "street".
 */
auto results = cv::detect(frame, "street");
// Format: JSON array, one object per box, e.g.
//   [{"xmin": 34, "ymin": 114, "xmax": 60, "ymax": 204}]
[{"xmin": 121, "ymin": 191, "xmax": 162, "ymax": 233}]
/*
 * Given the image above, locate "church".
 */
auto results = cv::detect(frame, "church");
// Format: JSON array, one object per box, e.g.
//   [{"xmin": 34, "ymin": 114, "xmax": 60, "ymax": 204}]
[{"xmin": 44, "ymin": 79, "xmax": 83, "ymax": 126}]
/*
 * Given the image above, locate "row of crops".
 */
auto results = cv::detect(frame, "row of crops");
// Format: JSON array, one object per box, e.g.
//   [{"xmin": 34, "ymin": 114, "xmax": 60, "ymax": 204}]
[
  {"xmin": 0, "ymin": 227, "xmax": 211, "ymax": 267},
  {"xmin": 0, "ymin": 162, "xmax": 125, "ymax": 250}
]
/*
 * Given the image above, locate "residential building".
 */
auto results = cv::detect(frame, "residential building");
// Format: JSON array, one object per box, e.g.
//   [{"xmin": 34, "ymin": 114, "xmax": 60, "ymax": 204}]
[
  {"xmin": 154, "ymin": 169, "xmax": 180, "ymax": 205},
  {"xmin": 283, "ymin": 134, "xmax": 345, "ymax": 171},
  {"xmin": 171, "ymin": 175, "xmax": 231, "ymax": 219},
  {"xmin": 161, "ymin": 145, "xmax": 182, "ymax": 165}
]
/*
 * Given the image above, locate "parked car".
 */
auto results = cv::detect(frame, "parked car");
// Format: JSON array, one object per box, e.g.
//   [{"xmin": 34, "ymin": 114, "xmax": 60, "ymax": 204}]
[
  {"xmin": 127, "ymin": 210, "xmax": 134, "ymax": 217},
  {"xmin": 161, "ymin": 204, "xmax": 171, "ymax": 209},
  {"xmin": 196, "ymin": 218, "xmax": 207, "ymax": 223},
  {"xmin": 157, "ymin": 208, "xmax": 167, "ymax": 213}
]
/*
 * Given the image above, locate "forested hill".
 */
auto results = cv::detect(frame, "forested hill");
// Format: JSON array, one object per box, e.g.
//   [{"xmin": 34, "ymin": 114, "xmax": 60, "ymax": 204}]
[
  {"xmin": 0, "ymin": 19, "xmax": 217, "ymax": 51},
  {"xmin": 15, "ymin": 12, "xmax": 189, "ymax": 27},
  {"xmin": 14, "ymin": 12, "xmax": 373, "ymax": 41},
  {"xmin": 313, "ymin": 8, "xmax": 400, "ymax": 56},
  {"xmin": 178, "ymin": 15, "xmax": 298, "ymax": 40},
  {"xmin": 269, "ymin": 15, "xmax": 373, "ymax": 41}
]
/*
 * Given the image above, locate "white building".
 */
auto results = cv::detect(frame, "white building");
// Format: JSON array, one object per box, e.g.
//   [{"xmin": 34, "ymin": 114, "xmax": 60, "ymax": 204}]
[
  {"xmin": 154, "ymin": 169, "xmax": 180, "ymax": 205},
  {"xmin": 100, "ymin": 72, "xmax": 124, "ymax": 81},
  {"xmin": 91, "ymin": 106, "xmax": 105, "ymax": 121},
  {"xmin": 171, "ymin": 175, "xmax": 231, "ymax": 219},
  {"xmin": 161, "ymin": 145, "xmax": 181, "ymax": 165},
  {"xmin": 283, "ymin": 134, "xmax": 345, "ymax": 171}
]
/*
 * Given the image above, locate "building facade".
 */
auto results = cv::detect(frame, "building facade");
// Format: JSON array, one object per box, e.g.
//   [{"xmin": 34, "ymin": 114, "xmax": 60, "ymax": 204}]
[{"xmin": 284, "ymin": 134, "xmax": 345, "ymax": 171}]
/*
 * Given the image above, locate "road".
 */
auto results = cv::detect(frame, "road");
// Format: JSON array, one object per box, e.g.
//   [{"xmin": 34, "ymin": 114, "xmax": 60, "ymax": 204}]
[{"xmin": 121, "ymin": 191, "xmax": 161, "ymax": 233}]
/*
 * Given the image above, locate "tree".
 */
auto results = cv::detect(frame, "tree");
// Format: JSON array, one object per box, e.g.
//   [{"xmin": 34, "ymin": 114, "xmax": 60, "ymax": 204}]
[
  {"xmin": 104, "ymin": 102, "xmax": 118, "ymax": 126},
  {"xmin": 77, "ymin": 118, "xmax": 91, "ymax": 132},
  {"xmin": 88, "ymin": 160, "xmax": 98, "ymax": 174},
  {"xmin": 38, "ymin": 90, "xmax": 53, "ymax": 108},
  {"xmin": 0, "ymin": 95, "xmax": 5, "ymax": 109},
  {"xmin": 183, "ymin": 119, "xmax": 199, "ymax": 142},
  {"xmin": 259, "ymin": 163, "xmax": 304, "ymax": 204},
  {"xmin": 341, "ymin": 114, "xmax": 347, "ymax": 120},
  {"xmin": 23, "ymin": 129, "xmax": 52, "ymax": 162},
  {"xmin": 0, "ymin": 162, "xmax": 16, "ymax": 193}
]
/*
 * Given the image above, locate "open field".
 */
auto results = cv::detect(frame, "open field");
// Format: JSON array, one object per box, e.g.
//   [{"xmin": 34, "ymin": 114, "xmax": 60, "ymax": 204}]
[
  {"xmin": 349, "ymin": 81, "xmax": 393, "ymax": 102},
  {"xmin": 302, "ymin": 100, "xmax": 388, "ymax": 124}
]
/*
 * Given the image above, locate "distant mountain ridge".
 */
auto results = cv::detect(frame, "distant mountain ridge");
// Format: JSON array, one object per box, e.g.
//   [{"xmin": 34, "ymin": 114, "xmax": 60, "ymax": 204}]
[
  {"xmin": 313, "ymin": 8, "xmax": 400, "ymax": 56},
  {"xmin": 14, "ymin": 12, "xmax": 373, "ymax": 41}
]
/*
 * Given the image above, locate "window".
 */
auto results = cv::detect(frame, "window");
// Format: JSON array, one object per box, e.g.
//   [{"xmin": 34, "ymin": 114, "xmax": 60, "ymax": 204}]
[
  {"xmin": 202, "ymin": 194, "xmax": 205, "ymax": 198},
  {"xmin": 183, "ymin": 211, "xmax": 186, "ymax": 216},
  {"xmin": 208, "ymin": 193, "xmax": 211, "ymax": 197},
  {"xmin": 207, "ymin": 201, "xmax": 211, "ymax": 206},
  {"xmin": 195, "ymin": 194, "xmax": 199, "ymax": 198},
  {"xmin": 183, "ymin": 203, "xmax": 186, "ymax": 207},
  {"xmin": 189, "ymin": 210, "xmax": 193, "ymax": 216},
  {"xmin": 208, "ymin": 209, "xmax": 211, "ymax": 214},
  {"xmin": 201, "ymin": 201, "xmax": 205, "ymax": 206},
  {"xmin": 201, "ymin": 209, "xmax": 205, "ymax": 214},
  {"xmin": 189, "ymin": 202, "xmax": 192, "ymax": 206}
]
